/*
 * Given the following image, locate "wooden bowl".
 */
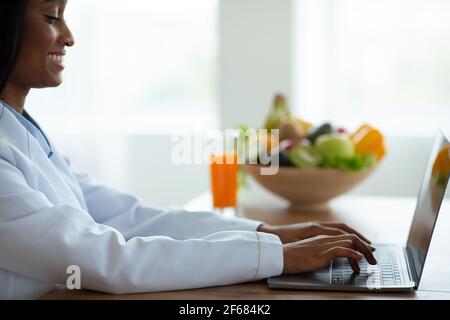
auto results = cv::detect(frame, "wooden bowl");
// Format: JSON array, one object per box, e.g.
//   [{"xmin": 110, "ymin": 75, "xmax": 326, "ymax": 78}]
[{"xmin": 242, "ymin": 164, "xmax": 377, "ymax": 211}]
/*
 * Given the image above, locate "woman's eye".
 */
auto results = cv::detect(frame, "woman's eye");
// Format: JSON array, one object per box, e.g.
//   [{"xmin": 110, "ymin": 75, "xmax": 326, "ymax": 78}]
[{"xmin": 43, "ymin": 14, "xmax": 60, "ymax": 24}]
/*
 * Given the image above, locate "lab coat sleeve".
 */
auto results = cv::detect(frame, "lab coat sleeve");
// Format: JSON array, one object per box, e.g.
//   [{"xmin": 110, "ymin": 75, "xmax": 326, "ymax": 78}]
[
  {"xmin": 0, "ymin": 154, "xmax": 283, "ymax": 294},
  {"xmin": 63, "ymin": 156, "xmax": 264, "ymax": 240}
]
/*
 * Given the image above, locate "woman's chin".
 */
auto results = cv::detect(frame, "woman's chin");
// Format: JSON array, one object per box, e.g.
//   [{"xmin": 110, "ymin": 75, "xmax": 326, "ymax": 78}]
[
  {"xmin": 37, "ymin": 76, "xmax": 63, "ymax": 88},
  {"xmin": 50, "ymin": 79, "xmax": 63, "ymax": 87}
]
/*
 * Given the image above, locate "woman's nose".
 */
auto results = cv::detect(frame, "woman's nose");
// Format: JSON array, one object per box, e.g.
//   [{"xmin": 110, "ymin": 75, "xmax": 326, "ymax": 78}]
[
  {"xmin": 65, "ymin": 36, "xmax": 75, "ymax": 47},
  {"xmin": 60, "ymin": 21, "xmax": 75, "ymax": 47}
]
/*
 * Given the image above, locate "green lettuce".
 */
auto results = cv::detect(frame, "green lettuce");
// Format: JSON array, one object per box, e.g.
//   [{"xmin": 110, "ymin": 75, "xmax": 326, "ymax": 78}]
[{"xmin": 321, "ymin": 154, "xmax": 376, "ymax": 172}]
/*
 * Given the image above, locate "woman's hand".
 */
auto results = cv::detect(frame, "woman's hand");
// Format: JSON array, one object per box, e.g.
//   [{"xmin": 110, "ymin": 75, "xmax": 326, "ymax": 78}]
[
  {"xmin": 257, "ymin": 221, "xmax": 372, "ymax": 245},
  {"xmin": 257, "ymin": 221, "xmax": 376, "ymax": 274},
  {"xmin": 281, "ymin": 234, "xmax": 377, "ymax": 274}
]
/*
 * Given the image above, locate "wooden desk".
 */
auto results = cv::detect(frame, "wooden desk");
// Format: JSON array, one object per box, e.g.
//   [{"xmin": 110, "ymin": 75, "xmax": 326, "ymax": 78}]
[{"xmin": 40, "ymin": 189, "xmax": 450, "ymax": 300}]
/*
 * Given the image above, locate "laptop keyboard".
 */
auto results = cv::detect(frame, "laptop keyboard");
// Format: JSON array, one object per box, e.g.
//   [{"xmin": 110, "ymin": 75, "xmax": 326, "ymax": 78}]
[{"xmin": 330, "ymin": 245, "xmax": 404, "ymax": 287}]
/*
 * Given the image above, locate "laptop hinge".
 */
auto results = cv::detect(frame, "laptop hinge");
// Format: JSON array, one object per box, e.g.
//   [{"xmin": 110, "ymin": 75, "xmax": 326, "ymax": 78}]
[{"xmin": 404, "ymin": 247, "xmax": 419, "ymax": 289}]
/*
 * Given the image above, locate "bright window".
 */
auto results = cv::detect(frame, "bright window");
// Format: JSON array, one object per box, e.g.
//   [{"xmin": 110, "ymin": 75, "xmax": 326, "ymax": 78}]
[
  {"xmin": 29, "ymin": 0, "xmax": 219, "ymax": 134},
  {"xmin": 294, "ymin": 0, "xmax": 450, "ymax": 136}
]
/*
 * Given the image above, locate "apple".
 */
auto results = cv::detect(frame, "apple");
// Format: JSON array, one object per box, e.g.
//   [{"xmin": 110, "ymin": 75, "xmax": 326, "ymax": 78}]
[{"xmin": 315, "ymin": 134, "xmax": 355, "ymax": 159}]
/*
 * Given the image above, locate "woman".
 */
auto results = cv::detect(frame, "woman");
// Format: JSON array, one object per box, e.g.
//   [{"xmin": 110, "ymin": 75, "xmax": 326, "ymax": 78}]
[{"xmin": 0, "ymin": 0, "xmax": 376, "ymax": 300}]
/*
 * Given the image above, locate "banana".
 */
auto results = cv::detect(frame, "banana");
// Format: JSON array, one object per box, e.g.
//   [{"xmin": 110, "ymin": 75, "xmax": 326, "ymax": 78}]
[
  {"xmin": 263, "ymin": 94, "xmax": 291, "ymax": 130},
  {"xmin": 262, "ymin": 94, "xmax": 313, "ymax": 142}
]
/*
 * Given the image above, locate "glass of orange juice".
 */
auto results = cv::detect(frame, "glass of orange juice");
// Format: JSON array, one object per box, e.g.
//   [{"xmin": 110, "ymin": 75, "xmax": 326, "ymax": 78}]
[{"xmin": 209, "ymin": 151, "xmax": 238, "ymax": 216}]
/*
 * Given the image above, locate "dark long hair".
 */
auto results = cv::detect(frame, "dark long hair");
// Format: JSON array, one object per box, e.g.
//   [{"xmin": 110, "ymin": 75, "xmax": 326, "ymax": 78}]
[{"xmin": 0, "ymin": 0, "xmax": 28, "ymax": 96}]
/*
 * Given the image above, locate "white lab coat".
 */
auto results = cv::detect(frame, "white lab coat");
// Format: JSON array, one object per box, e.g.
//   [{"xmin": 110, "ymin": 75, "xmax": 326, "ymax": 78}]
[{"xmin": 0, "ymin": 104, "xmax": 283, "ymax": 300}]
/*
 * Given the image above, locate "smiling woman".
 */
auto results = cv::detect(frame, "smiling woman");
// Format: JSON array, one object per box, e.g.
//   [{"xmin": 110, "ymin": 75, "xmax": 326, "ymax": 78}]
[
  {"xmin": 0, "ymin": 0, "xmax": 74, "ymax": 113},
  {"xmin": 0, "ymin": 0, "xmax": 376, "ymax": 300}
]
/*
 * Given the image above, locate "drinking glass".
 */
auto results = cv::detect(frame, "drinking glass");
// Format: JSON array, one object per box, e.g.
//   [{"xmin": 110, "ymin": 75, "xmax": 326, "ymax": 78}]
[{"xmin": 209, "ymin": 151, "xmax": 238, "ymax": 217}]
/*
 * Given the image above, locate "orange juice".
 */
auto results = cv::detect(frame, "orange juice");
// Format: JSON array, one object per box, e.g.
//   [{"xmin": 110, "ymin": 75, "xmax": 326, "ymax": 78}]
[{"xmin": 209, "ymin": 152, "xmax": 238, "ymax": 208}]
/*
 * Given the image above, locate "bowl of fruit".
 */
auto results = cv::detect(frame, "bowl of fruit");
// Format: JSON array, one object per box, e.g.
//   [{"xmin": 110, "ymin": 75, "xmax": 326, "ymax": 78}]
[{"xmin": 239, "ymin": 94, "xmax": 386, "ymax": 211}]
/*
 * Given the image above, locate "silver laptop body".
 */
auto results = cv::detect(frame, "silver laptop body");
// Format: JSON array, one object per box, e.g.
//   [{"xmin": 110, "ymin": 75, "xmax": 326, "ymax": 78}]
[{"xmin": 268, "ymin": 130, "xmax": 450, "ymax": 292}]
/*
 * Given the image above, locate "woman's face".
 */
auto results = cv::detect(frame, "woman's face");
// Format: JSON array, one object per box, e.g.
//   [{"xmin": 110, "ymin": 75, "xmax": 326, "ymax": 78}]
[{"xmin": 8, "ymin": 0, "xmax": 75, "ymax": 90}]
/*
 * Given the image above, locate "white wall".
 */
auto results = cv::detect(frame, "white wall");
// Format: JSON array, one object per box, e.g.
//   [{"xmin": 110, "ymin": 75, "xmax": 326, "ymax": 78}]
[{"xmin": 218, "ymin": 0, "xmax": 294, "ymax": 129}]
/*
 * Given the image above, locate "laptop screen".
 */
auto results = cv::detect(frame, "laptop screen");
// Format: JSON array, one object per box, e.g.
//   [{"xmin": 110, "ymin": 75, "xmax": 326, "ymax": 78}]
[{"xmin": 407, "ymin": 130, "xmax": 450, "ymax": 282}]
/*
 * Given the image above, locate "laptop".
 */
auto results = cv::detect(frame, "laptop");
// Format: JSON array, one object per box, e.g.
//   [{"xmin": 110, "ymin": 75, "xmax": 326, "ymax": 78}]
[{"xmin": 267, "ymin": 130, "xmax": 450, "ymax": 292}]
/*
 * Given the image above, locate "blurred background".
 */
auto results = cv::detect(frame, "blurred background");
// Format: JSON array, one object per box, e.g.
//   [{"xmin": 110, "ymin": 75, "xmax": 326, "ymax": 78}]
[{"xmin": 28, "ymin": 0, "xmax": 450, "ymax": 206}]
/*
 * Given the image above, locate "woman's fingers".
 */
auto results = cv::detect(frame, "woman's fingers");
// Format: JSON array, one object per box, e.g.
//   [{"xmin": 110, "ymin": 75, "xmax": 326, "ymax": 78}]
[
  {"xmin": 322, "ymin": 246, "xmax": 364, "ymax": 262},
  {"xmin": 349, "ymin": 258, "xmax": 361, "ymax": 273},
  {"xmin": 336, "ymin": 235, "xmax": 377, "ymax": 265},
  {"xmin": 320, "ymin": 222, "xmax": 372, "ymax": 244},
  {"xmin": 306, "ymin": 233, "xmax": 373, "ymax": 249},
  {"xmin": 314, "ymin": 225, "xmax": 347, "ymax": 237},
  {"xmin": 316, "ymin": 239, "xmax": 354, "ymax": 251},
  {"xmin": 317, "ymin": 240, "xmax": 362, "ymax": 272},
  {"xmin": 308, "ymin": 234, "xmax": 377, "ymax": 265}
]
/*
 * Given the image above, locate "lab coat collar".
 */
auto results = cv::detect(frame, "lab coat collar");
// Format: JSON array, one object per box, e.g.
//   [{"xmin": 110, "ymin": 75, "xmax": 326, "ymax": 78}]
[
  {"xmin": 0, "ymin": 101, "xmax": 53, "ymax": 158},
  {"xmin": 0, "ymin": 104, "xmax": 31, "ymax": 158}
]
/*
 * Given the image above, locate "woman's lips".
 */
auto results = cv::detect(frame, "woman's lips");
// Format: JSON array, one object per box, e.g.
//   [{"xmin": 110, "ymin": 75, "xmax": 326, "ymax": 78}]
[{"xmin": 47, "ymin": 53, "xmax": 65, "ymax": 69}]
